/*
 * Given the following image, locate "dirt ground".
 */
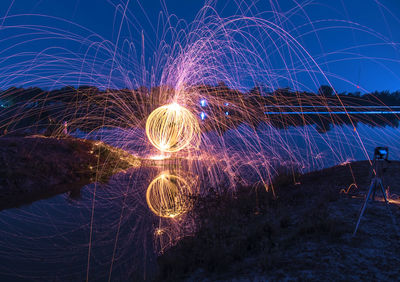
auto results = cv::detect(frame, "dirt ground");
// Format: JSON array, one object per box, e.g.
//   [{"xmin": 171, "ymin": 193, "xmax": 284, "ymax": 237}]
[{"xmin": 156, "ymin": 161, "xmax": 400, "ymax": 281}]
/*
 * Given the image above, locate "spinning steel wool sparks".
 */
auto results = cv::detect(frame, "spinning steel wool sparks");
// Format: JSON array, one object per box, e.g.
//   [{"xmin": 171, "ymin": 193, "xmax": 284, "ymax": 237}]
[
  {"xmin": 146, "ymin": 103, "xmax": 201, "ymax": 153},
  {"xmin": 0, "ymin": 0, "xmax": 400, "ymax": 280}
]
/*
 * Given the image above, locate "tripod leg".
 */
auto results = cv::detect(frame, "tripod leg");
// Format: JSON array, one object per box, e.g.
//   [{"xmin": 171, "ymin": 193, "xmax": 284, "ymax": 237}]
[
  {"xmin": 369, "ymin": 177, "xmax": 378, "ymax": 201},
  {"xmin": 379, "ymin": 180, "xmax": 388, "ymax": 204},
  {"xmin": 379, "ymin": 181, "xmax": 400, "ymax": 237},
  {"xmin": 353, "ymin": 180, "xmax": 375, "ymax": 237}
]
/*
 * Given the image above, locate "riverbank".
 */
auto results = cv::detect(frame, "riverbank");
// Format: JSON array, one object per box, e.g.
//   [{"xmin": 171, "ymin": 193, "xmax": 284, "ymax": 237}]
[
  {"xmin": 0, "ymin": 135, "xmax": 139, "ymax": 210},
  {"xmin": 156, "ymin": 160, "xmax": 400, "ymax": 281}
]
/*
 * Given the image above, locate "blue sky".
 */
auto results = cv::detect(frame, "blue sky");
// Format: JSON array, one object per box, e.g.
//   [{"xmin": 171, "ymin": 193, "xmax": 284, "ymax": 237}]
[{"xmin": 0, "ymin": 0, "xmax": 399, "ymax": 92}]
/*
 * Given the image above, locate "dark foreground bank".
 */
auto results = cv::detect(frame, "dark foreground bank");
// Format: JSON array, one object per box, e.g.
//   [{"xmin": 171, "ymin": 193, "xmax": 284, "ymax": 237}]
[
  {"xmin": 157, "ymin": 161, "xmax": 400, "ymax": 281},
  {"xmin": 0, "ymin": 135, "xmax": 138, "ymax": 210}
]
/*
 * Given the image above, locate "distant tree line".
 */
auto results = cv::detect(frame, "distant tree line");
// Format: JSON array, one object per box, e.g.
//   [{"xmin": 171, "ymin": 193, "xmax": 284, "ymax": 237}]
[{"xmin": 0, "ymin": 84, "xmax": 399, "ymax": 135}]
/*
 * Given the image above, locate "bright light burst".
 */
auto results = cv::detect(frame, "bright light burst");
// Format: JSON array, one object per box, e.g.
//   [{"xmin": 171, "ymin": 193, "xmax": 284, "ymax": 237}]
[{"xmin": 146, "ymin": 103, "xmax": 201, "ymax": 153}]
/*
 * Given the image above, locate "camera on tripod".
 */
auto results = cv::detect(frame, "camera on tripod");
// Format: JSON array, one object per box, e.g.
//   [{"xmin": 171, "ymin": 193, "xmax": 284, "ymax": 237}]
[
  {"xmin": 353, "ymin": 146, "xmax": 396, "ymax": 236},
  {"xmin": 374, "ymin": 147, "xmax": 389, "ymax": 161}
]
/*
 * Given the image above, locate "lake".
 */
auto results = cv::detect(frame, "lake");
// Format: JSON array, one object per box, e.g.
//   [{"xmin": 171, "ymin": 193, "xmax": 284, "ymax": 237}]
[{"xmin": 0, "ymin": 121, "xmax": 399, "ymax": 281}]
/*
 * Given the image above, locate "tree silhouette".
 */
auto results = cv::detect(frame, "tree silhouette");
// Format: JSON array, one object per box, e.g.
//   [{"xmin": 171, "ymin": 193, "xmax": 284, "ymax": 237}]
[{"xmin": 318, "ymin": 85, "xmax": 334, "ymax": 96}]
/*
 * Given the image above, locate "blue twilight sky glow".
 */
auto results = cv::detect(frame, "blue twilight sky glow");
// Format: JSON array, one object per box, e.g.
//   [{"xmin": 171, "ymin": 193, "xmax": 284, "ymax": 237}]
[{"xmin": 0, "ymin": 0, "xmax": 399, "ymax": 93}]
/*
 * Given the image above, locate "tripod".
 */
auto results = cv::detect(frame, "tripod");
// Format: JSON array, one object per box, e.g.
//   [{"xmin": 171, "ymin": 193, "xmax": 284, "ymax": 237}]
[{"xmin": 353, "ymin": 147, "xmax": 398, "ymax": 237}]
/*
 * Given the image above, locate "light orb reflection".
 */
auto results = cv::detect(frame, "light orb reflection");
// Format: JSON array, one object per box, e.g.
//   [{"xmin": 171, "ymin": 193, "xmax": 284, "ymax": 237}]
[
  {"xmin": 146, "ymin": 103, "xmax": 200, "ymax": 153},
  {"xmin": 146, "ymin": 173, "xmax": 193, "ymax": 218}
]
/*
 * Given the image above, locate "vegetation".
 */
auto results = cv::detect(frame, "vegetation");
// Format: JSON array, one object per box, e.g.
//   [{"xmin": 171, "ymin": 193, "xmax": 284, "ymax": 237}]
[{"xmin": 1, "ymin": 84, "xmax": 400, "ymax": 135}]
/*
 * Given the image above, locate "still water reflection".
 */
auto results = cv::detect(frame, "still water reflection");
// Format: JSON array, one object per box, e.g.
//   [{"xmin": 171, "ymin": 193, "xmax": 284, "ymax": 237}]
[{"xmin": 0, "ymin": 123, "xmax": 399, "ymax": 280}]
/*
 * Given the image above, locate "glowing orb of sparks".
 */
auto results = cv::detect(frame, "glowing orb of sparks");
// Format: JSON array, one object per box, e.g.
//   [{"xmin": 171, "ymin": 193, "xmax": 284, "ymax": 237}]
[
  {"xmin": 146, "ymin": 103, "xmax": 200, "ymax": 153},
  {"xmin": 146, "ymin": 173, "xmax": 192, "ymax": 218}
]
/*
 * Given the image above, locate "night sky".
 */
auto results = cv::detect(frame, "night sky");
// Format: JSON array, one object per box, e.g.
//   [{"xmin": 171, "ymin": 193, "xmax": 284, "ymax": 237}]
[{"xmin": 1, "ymin": 0, "xmax": 400, "ymax": 92}]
